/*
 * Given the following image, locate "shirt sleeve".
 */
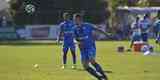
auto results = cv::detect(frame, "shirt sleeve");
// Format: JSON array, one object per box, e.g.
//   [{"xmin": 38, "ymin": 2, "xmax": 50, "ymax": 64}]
[
  {"xmin": 74, "ymin": 28, "xmax": 80, "ymax": 41},
  {"xmin": 131, "ymin": 22, "xmax": 135, "ymax": 29},
  {"xmin": 59, "ymin": 23, "xmax": 64, "ymax": 32},
  {"xmin": 87, "ymin": 23, "xmax": 96, "ymax": 31}
]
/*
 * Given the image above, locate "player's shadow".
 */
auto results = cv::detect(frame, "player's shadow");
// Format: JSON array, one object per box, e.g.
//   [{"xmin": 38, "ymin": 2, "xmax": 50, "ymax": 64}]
[
  {"xmin": 104, "ymin": 70, "xmax": 113, "ymax": 73},
  {"xmin": 76, "ymin": 68, "xmax": 113, "ymax": 74}
]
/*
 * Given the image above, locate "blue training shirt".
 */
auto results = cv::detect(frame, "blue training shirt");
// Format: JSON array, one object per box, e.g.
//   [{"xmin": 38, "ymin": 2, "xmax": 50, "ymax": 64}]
[
  {"xmin": 139, "ymin": 18, "xmax": 151, "ymax": 33},
  {"xmin": 59, "ymin": 20, "xmax": 75, "ymax": 44},
  {"xmin": 131, "ymin": 21, "xmax": 141, "ymax": 35},
  {"xmin": 154, "ymin": 19, "xmax": 160, "ymax": 33},
  {"xmin": 74, "ymin": 23, "xmax": 96, "ymax": 49}
]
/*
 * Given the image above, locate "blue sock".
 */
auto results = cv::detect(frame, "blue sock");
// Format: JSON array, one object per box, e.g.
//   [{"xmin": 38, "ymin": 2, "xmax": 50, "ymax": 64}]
[
  {"xmin": 93, "ymin": 63, "xmax": 108, "ymax": 79},
  {"xmin": 63, "ymin": 53, "xmax": 67, "ymax": 64},
  {"xmin": 72, "ymin": 54, "xmax": 76, "ymax": 64},
  {"xmin": 71, "ymin": 51, "xmax": 76, "ymax": 64},
  {"xmin": 63, "ymin": 48, "xmax": 68, "ymax": 65}
]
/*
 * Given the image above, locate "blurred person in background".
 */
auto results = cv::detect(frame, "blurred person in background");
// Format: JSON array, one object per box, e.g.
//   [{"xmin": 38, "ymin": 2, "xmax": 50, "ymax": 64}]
[
  {"xmin": 130, "ymin": 16, "xmax": 141, "ymax": 48},
  {"xmin": 96, "ymin": 22, "xmax": 107, "ymax": 40},
  {"xmin": 57, "ymin": 12, "xmax": 77, "ymax": 69},
  {"xmin": 139, "ymin": 14, "xmax": 152, "ymax": 44},
  {"xmin": 153, "ymin": 16, "xmax": 160, "ymax": 37},
  {"xmin": 154, "ymin": 16, "xmax": 160, "ymax": 44}
]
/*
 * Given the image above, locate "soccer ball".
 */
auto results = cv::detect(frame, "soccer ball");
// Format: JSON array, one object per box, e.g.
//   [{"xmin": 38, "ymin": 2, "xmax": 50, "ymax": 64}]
[
  {"xmin": 25, "ymin": 4, "xmax": 36, "ymax": 14},
  {"xmin": 34, "ymin": 64, "xmax": 39, "ymax": 68}
]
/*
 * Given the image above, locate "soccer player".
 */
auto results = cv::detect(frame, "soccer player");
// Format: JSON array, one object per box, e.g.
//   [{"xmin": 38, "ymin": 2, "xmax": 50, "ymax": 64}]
[
  {"xmin": 154, "ymin": 18, "xmax": 160, "ymax": 44},
  {"xmin": 57, "ymin": 13, "xmax": 76, "ymax": 69},
  {"xmin": 153, "ymin": 17, "xmax": 160, "ymax": 37},
  {"xmin": 139, "ymin": 14, "xmax": 152, "ymax": 43},
  {"xmin": 156, "ymin": 34, "xmax": 160, "ymax": 44},
  {"xmin": 130, "ymin": 16, "xmax": 141, "ymax": 48},
  {"xmin": 73, "ymin": 13, "xmax": 108, "ymax": 80}
]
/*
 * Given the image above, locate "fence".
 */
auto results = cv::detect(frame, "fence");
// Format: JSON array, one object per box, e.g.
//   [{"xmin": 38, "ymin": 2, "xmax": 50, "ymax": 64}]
[{"xmin": 0, "ymin": 25, "xmax": 59, "ymax": 40}]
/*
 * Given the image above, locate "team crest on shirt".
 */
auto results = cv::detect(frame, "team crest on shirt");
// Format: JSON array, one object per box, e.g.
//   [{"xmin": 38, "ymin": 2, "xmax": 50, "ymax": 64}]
[
  {"xmin": 68, "ymin": 23, "xmax": 72, "ymax": 27},
  {"xmin": 82, "ymin": 27, "xmax": 86, "ymax": 30}
]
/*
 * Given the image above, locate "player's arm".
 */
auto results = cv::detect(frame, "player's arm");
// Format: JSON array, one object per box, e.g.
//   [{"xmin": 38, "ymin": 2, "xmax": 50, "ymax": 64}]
[
  {"xmin": 148, "ymin": 20, "xmax": 154, "ymax": 32},
  {"xmin": 75, "ymin": 38, "xmax": 84, "ymax": 50},
  {"xmin": 57, "ymin": 31, "xmax": 63, "ymax": 43},
  {"xmin": 74, "ymin": 30, "xmax": 84, "ymax": 49},
  {"xmin": 57, "ymin": 25, "xmax": 63, "ymax": 43},
  {"xmin": 92, "ymin": 24, "xmax": 111, "ymax": 36}
]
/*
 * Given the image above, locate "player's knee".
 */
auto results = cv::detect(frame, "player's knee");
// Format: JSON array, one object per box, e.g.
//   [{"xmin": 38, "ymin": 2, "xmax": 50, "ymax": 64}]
[
  {"xmin": 71, "ymin": 50, "xmax": 76, "ymax": 55},
  {"xmin": 63, "ymin": 47, "xmax": 68, "ymax": 51},
  {"xmin": 82, "ymin": 62, "xmax": 89, "ymax": 69},
  {"xmin": 83, "ymin": 65, "xmax": 89, "ymax": 70},
  {"xmin": 63, "ymin": 50, "xmax": 68, "ymax": 54},
  {"xmin": 90, "ymin": 59, "xmax": 96, "ymax": 64},
  {"xmin": 63, "ymin": 52, "xmax": 67, "ymax": 56}
]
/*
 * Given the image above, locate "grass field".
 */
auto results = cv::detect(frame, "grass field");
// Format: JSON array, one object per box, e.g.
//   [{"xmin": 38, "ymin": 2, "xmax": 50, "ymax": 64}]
[{"xmin": 0, "ymin": 40, "xmax": 160, "ymax": 80}]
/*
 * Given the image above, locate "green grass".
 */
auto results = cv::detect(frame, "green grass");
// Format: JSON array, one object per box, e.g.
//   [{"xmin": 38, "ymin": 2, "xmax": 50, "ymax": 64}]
[{"xmin": 0, "ymin": 40, "xmax": 160, "ymax": 80}]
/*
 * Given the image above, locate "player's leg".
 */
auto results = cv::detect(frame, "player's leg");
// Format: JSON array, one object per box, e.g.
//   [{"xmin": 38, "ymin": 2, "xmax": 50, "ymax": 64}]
[
  {"xmin": 90, "ymin": 59, "xmax": 108, "ymax": 80},
  {"xmin": 89, "ymin": 48, "xmax": 108, "ymax": 80},
  {"xmin": 130, "ymin": 40, "xmax": 134, "ymax": 49},
  {"xmin": 142, "ymin": 33, "xmax": 148, "ymax": 43},
  {"xmin": 130, "ymin": 34, "xmax": 135, "ymax": 48},
  {"xmin": 156, "ymin": 34, "xmax": 160, "ymax": 44},
  {"xmin": 81, "ymin": 50, "xmax": 101, "ymax": 80},
  {"xmin": 62, "ymin": 46, "xmax": 69, "ymax": 69},
  {"xmin": 70, "ymin": 44, "xmax": 77, "ymax": 69},
  {"xmin": 82, "ymin": 60, "xmax": 102, "ymax": 80},
  {"xmin": 130, "ymin": 33, "xmax": 141, "ymax": 48}
]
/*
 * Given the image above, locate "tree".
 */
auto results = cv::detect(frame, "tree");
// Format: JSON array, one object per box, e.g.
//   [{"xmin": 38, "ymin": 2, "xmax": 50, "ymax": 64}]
[{"xmin": 9, "ymin": 0, "xmax": 109, "ymax": 25}]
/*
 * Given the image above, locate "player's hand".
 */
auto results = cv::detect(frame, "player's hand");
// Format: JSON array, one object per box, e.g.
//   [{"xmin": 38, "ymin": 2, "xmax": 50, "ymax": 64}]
[
  {"xmin": 106, "ymin": 32, "xmax": 111, "ymax": 36},
  {"xmin": 56, "ymin": 39, "xmax": 61, "ymax": 45},
  {"xmin": 78, "ymin": 42, "xmax": 84, "ymax": 50},
  {"xmin": 104, "ymin": 32, "xmax": 112, "ymax": 39}
]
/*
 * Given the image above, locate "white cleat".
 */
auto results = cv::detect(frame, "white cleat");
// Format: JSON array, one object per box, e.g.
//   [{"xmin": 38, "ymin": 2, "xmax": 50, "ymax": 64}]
[
  {"xmin": 71, "ymin": 65, "xmax": 76, "ymax": 69},
  {"xmin": 61, "ymin": 65, "xmax": 66, "ymax": 69}
]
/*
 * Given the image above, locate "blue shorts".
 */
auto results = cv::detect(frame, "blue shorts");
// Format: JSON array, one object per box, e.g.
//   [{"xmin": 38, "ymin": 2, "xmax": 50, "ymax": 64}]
[
  {"xmin": 80, "ymin": 47, "xmax": 96, "ymax": 62},
  {"xmin": 141, "ymin": 33, "xmax": 148, "ymax": 42},
  {"xmin": 63, "ymin": 43, "xmax": 75, "ymax": 53},
  {"xmin": 131, "ymin": 34, "xmax": 141, "ymax": 41}
]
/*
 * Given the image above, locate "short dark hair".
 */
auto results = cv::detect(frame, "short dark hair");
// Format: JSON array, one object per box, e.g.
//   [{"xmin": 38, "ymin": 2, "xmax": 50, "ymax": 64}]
[
  {"xmin": 144, "ymin": 13, "xmax": 150, "ymax": 19},
  {"xmin": 73, "ymin": 13, "xmax": 83, "ymax": 20},
  {"xmin": 136, "ymin": 16, "xmax": 140, "ymax": 20},
  {"xmin": 63, "ymin": 12, "xmax": 70, "ymax": 19}
]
